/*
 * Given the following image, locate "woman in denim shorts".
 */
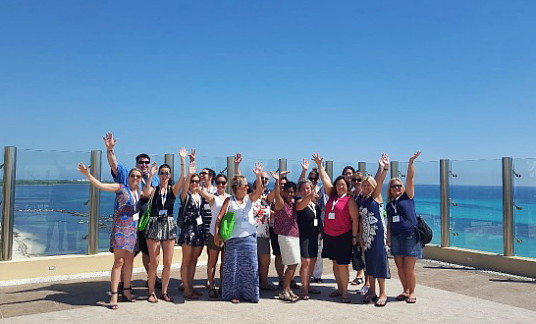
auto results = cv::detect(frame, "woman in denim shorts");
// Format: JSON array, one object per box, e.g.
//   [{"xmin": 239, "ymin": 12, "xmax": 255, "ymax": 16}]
[{"xmin": 386, "ymin": 151, "xmax": 422, "ymax": 304}]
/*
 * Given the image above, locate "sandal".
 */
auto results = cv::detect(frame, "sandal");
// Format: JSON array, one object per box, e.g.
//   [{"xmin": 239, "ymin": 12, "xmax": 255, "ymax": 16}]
[
  {"xmin": 147, "ymin": 292, "xmax": 158, "ymax": 303},
  {"xmin": 396, "ymin": 293, "xmax": 409, "ymax": 301},
  {"xmin": 109, "ymin": 291, "xmax": 119, "ymax": 310},
  {"xmin": 375, "ymin": 297, "xmax": 387, "ymax": 307},
  {"xmin": 121, "ymin": 287, "xmax": 137, "ymax": 302},
  {"xmin": 231, "ymin": 298, "xmax": 240, "ymax": 304},
  {"xmin": 341, "ymin": 296, "xmax": 351, "ymax": 304},
  {"xmin": 279, "ymin": 291, "xmax": 299, "ymax": 302},
  {"xmin": 329, "ymin": 291, "xmax": 342, "ymax": 297},
  {"xmin": 208, "ymin": 288, "xmax": 219, "ymax": 299},
  {"xmin": 301, "ymin": 295, "xmax": 310, "ymax": 300},
  {"xmin": 161, "ymin": 293, "xmax": 173, "ymax": 302},
  {"xmin": 363, "ymin": 293, "xmax": 378, "ymax": 304},
  {"xmin": 406, "ymin": 296, "xmax": 417, "ymax": 303},
  {"xmin": 351, "ymin": 277, "xmax": 364, "ymax": 285},
  {"xmin": 184, "ymin": 293, "xmax": 199, "ymax": 301}
]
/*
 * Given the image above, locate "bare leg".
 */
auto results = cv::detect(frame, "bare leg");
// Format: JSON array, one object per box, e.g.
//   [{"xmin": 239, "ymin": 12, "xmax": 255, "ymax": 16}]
[
  {"xmin": 259, "ymin": 253, "xmax": 271, "ymax": 287},
  {"xmin": 335, "ymin": 264, "xmax": 349, "ymax": 298},
  {"xmin": 283, "ymin": 264, "xmax": 298, "ymax": 295},
  {"xmin": 394, "ymin": 255, "xmax": 409, "ymax": 297},
  {"xmin": 146, "ymin": 239, "xmax": 161, "ymax": 300},
  {"xmin": 110, "ymin": 250, "xmax": 125, "ymax": 305},
  {"xmin": 207, "ymin": 247, "xmax": 220, "ymax": 289},
  {"xmin": 161, "ymin": 239, "xmax": 175, "ymax": 298}
]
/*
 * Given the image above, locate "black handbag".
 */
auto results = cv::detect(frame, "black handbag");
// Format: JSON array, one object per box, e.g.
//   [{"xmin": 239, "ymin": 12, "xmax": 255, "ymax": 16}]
[
  {"xmin": 416, "ymin": 216, "xmax": 433, "ymax": 247},
  {"xmin": 351, "ymin": 245, "xmax": 365, "ymax": 271}
]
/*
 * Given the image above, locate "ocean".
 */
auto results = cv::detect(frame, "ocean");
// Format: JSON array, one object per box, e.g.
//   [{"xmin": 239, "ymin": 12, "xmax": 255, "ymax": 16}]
[{"xmin": 4, "ymin": 183, "xmax": 536, "ymax": 258}]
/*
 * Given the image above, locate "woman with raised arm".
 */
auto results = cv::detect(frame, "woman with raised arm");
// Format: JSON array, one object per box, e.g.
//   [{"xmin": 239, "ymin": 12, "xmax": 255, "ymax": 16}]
[
  {"xmin": 312, "ymin": 153, "xmax": 359, "ymax": 304},
  {"xmin": 214, "ymin": 162, "xmax": 264, "ymax": 304},
  {"xmin": 295, "ymin": 179, "xmax": 322, "ymax": 300},
  {"xmin": 142, "ymin": 148, "xmax": 187, "ymax": 303},
  {"xmin": 77, "ymin": 163, "xmax": 142, "ymax": 310},
  {"xmin": 196, "ymin": 173, "xmax": 231, "ymax": 299},
  {"xmin": 357, "ymin": 153, "xmax": 391, "ymax": 307},
  {"xmin": 272, "ymin": 171, "xmax": 300, "ymax": 302},
  {"xmin": 386, "ymin": 151, "xmax": 422, "ymax": 304},
  {"xmin": 178, "ymin": 160, "xmax": 206, "ymax": 300}
]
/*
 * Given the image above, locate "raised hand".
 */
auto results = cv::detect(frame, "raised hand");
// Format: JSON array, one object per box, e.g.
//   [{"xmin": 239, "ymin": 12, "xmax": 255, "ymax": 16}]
[
  {"xmin": 312, "ymin": 153, "xmax": 323, "ymax": 166},
  {"xmin": 77, "ymin": 163, "xmax": 90, "ymax": 175},
  {"xmin": 270, "ymin": 170, "xmax": 290, "ymax": 181},
  {"xmin": 379, "ymin": 153, "xmax": 390, "ymax": 169},
  {"xmin": 179, "ymin": 147, "xmax": 187, "ymax": 160},
  {"xmin": 409, "ymin": 151, "xmax": 421, "ymax": 163},
  {"xmin": 301, "ymin": 159, "xmax": 309, "ymax": 171},
  {"xmin": 189, "ymin": 148, "xmax": 196, "ymax": 163},
  {"xmin": 252, "ymin": 162, "xmax": 264, "ymax": 176},
  {"xmin": 234, "ymin": 153, "xmax": 242, "ymax": 164},
  {"xmin": 102, "ymin": 132, "xmax": 116, "ymax": 150},
  {"xmin": 149, "ymin": 162, "xmax": 158, "ymax": 177}
]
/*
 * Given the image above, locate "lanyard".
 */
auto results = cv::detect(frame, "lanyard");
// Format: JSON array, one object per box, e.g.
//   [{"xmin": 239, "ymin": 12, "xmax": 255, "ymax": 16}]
[
  {"xmin": 159, "ymin": 186, "xmax": 168, "ymax": 209},
  {"xmin": 331, "ymin": 193, "xmax": 347, "ymax": 212},
  {"xmin": 308, "ymin": 202, "xmax": 317, "ymax": 219}
]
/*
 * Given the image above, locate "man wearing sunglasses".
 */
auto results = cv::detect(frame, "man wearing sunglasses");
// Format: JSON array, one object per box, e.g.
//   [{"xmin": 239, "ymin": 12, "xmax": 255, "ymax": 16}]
[{"xmin": 103, "ymin": 132, "xmax": 160, "ymax": 290}]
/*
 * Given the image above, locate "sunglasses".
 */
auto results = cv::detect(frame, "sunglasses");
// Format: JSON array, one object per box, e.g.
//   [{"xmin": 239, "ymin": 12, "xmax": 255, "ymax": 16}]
[
  {"xmin": 308, "ymin": 177, "xmax": 318, "ymax": 181},
  {"xmin": 216, "ymin": 181, "xmax": 227, "ymax": 185},
  {"xmin": 261, "ymin": 177, "xmax": 269, "ymax": 181},
  {"xmin": 137, "ymin": 160, "xmax": 150, "ymax": 165},
  {"xmin": 130, "ymin": 174, "xmax": 141, "ymax": 179},
  {"xmin": 199, "ymin": 171, "xmax": 208, "ymax": 175},
  {"xmin": 191, "ymin": 179, "xmax": 200, "ymax": 184},
  {"xmin": 353, "ymin": 178, "xmax": 362, "ymax": 182},
  {"xmin": 390, "ymin": 184, "xmax": 403, "ymax": 189},
  {"xmin": 159, "ymin": 171, "xmax": 170, "ymax": 176}
]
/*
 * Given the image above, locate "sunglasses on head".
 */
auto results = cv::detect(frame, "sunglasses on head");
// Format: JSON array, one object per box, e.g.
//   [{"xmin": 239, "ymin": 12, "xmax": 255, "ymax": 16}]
[
  {"xmin": 137, "ymin": 160, "xmax": 150, "ymax": 165},
  {"xmin": 130, "ymin": 174, "xmax": 141, "ymax": 179},
  {"xmin": 216, "ymin": 181, "xmax": 227, "ymax": 185},
  {"xmin": 390, "ymin": 184, "xmax": 403, "ymax": 189}
]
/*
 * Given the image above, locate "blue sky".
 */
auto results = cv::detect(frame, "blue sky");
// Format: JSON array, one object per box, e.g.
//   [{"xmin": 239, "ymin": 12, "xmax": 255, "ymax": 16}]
[{"xmin": 1, "ymin": 0, "xmax": 535, "ymax": 168}]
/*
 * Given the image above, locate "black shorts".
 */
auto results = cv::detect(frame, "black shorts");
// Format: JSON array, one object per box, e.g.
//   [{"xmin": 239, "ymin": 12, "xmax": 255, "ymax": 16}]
[
  {"xmin": 269, "ymin": 226, "xmax": 281, "ymax": 256},
  {"xmin": 321, "ymin": 231, "xmax": 352, "ymax": 265},
  {"xmin": 136, "ymin": 230, "xmax": 149, "ymax": 256},
  {"xmin": 300, "ymin": 235, "xmax": 319, "ymax": 259}
]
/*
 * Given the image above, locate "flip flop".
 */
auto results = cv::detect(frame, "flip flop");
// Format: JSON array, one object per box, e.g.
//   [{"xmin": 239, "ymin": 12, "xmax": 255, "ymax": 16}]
[
  {"xmin": 341, "ymin": 296, "xmax": 351, "ymax": 303},
  {"xmin": 375, "ymin": 297, "xmax": 387, "ymax": 307},
  {"xmin": 406, "ymin": 297, "xmax": 417, "ymax": 303},
  {"xmin": 363, "ymin": 293, "xmax": 378, "ymax": 304}
]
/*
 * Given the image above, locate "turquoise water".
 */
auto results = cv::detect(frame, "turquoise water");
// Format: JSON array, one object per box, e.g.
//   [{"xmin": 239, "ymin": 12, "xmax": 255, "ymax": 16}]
[{"xmin": 5, "ymin": 184, "xmax": 536, "ymax": 258}]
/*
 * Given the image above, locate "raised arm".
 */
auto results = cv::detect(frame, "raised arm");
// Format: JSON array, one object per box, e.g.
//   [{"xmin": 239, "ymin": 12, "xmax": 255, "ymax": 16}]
[
  {"xmin": 143, "ymin": 163, "xmax": 158, "ymax": 198},
  {"xmin": 171, "ymin": 147, "xmax": 188, "ymax": 196},
  {"xmin": 197, "ymin": 186, "xmax": 216, "ymax": 206},
  {"xmin": 312, "ymin": 153, "xmax": 333, "ymax": 196},
  {"xmin": 249, "ymin": 162, "xmax": 265, "ymax": 202},
  {"xmin": 372, "ymin": 153, "xmax": 389, "ymax": 201},
  {"xmin": 103, "ymin": 132, "xmax": 119, "ymax": 176},
  {"xmin": 295, "ymin": 185, "xmax": 315, "ymax": 211},
  {"xmin": 180, "ymin": 160, "xmax": 196, "ymax": 201},
  {"xmin": 405, "ymin": 151, "xmax": 421, "ymax": 199},
  {"xmin": 78, "ymin": 163, "xmax": 120, "ymax": 192},
  {"xmin": 298, "ymin": 159, "xmax": 309, "ymax": 183},
  {"xmin": 234, "ymin": 153, "xmax": 242, "ymax": 176},
  {"xmin": 270, "ymin": 171, "xmax": 285, "ymax": 211}
]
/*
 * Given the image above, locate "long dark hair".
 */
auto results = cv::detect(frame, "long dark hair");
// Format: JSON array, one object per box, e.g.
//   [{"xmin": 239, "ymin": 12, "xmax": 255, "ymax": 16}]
[{"xmin": 158, "ymin": 163, "xmax": 173, "ymax": 186}]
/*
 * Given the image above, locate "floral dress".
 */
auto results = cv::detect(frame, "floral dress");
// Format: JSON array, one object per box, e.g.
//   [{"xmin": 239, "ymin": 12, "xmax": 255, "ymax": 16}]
[
  {"xmin": 358, "ymin": 196, "xmax": 390, "ymax": 278},
  {"xmin": 178, "ymin": 193, "xmax": 206, "ymax": 246}
]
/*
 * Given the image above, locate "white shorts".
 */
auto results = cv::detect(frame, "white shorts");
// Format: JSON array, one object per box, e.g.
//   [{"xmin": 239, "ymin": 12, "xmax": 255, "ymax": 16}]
[{"xmin": 278, "ymin": 234, "xmax": 301, "ymax": 265}]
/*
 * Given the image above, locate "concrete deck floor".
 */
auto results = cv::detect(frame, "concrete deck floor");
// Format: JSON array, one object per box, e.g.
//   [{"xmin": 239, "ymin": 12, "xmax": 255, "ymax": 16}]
[{"xmin": 1, "ymin": 258, "xmax": 535, "ymax": 323}]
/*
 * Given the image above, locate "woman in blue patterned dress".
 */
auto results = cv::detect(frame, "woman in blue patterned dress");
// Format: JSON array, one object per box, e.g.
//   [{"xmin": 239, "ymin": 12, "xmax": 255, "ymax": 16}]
[
  {"xmin": 77, "ymin": 163, "xmax": 142, "ymax": 310},
  {"xmin": 214, "ymin": 162, "xmax": 264, "ymax": 304},
  {"xmin": 357, "ymin": 153, "xmax": 390, "ymax": 307}
]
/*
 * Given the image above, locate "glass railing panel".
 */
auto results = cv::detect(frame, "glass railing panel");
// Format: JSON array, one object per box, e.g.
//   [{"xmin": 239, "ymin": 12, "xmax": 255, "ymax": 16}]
[
  {"xmin": 449, "ymin": 159, "xmax": 503, "ymax": 254},
  {"xmin": 512, "ymin": 158, "xmax": 536, "ymax": 258},
  {"xmin": 0, "ymin": 147, "xmax": 4, "ymax": 243},
  {"xmin": 13, "ymin": 149, "xmax": 91, "ymax": 258}
]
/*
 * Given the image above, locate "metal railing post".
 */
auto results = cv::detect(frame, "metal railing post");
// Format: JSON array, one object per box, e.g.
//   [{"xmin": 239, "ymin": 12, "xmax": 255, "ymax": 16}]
[
  {"xmin": 164, "ymin": 154, "xmax": 174, "ymax": 182},
  {"xmin": 502, "ymin": 157, "xmax": 514, "ymax": 256},
  {"xmin": 226, "ymin": 156, "xmax": 235, "ymax": 194},
  {"xmin": 390, "ymin": 161, "xmax": 399, "ymax": 180},
  {"xmin": 278, "ymin": 158, "xmax": 287, "ymax": 174},
  {"xmin": 87, "ymin": 150, "xmax": 101, "ymax": 255},
  {"xmin": 358, "ymin": 162, "xmax": 366, "ymax": 176},
  {"xmin": 325, "ymin": 161, "xmax": 334, "ymax": 181},
  {"xmin": 440, "ymin": 159, "xmax": 450, "ymax": 247},
  {"xmin": 1, "ymin": 146, "xmax": 17, "ymax": 261}
]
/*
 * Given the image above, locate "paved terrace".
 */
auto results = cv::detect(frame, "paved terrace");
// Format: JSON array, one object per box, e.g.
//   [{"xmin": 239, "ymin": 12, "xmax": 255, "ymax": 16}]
[{"xmin": 1, "ymin": 258, "xmax": 535, "ymax": 323}]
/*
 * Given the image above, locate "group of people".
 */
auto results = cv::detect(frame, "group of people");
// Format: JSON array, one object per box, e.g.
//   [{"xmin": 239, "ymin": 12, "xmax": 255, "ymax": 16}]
[{"xmin": 77, "ymin": 132, "xmax": 424, "ymax": 309}]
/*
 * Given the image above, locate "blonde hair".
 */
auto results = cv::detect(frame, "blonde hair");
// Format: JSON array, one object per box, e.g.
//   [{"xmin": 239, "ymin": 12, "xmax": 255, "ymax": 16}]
[
  {"xmin": 387, "ymin": 178, "xmax": 405, "ymax": 202},
  {"xmin": 230, "ymin": 175, "xmax": 248, "ymax": 194},
  {"xmin": 361, "ymin": 176, "xmax": 377, "ymax": 198}
]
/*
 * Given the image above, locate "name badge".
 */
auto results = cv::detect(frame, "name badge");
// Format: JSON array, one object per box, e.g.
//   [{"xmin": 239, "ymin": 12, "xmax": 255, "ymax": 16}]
[
  {"xmin": 132, "ymin": 212, "xmax": 139, "ymax": 222},
  {"xmin": 392, "ymin": 215, "xmax": 400, "ymax": 223},
  {"xmin": 204, "ymin": 203, "xmax": 210, "ymax": 210},
  {"xmin": 159, "ymin": 209, "xmax": 168, "ymax": 216},
  {"xmin": 196, "ymin": 216, "xmax": 203, "ymax": 226},
  {"xmin": 328, "ymin": 212, "xmax": 335, "ymax": 220},
  {"xmin": 313, "ymin": 219, "xmax": 319, "ymax": 227}
]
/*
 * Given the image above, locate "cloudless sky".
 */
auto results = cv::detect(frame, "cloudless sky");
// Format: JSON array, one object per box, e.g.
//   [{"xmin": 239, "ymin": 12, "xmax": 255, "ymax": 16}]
[{"xmin": 1, "ymin": 0, "xmax": 535, "ymax": 167}]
